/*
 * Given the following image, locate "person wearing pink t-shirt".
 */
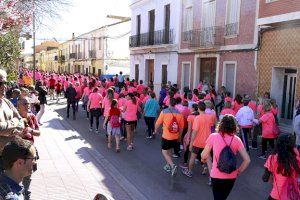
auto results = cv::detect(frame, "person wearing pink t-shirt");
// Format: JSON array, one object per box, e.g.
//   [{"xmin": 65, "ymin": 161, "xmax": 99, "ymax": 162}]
[
  {"xmin": 256, "ymin": 103, "xmax": 278, "ymax": 159},
  {"xmin": 263, "ymin": 134, "xmax": 300, "ymax": 200},
  {"xmin": 87, "ymin": 87, "xmax": 103, "ymax": 133},
  {"xmin": 201, "ymin": 115, "xmax": 250, "ymax": 200},
  {"xmin": 74, "ymin": 82, "xmax": 82, "ymax": 111},
  {"xmin": 127, "ymin": 86, "xmax": 136, "ymax": 94},
  {"xmin": 82, "ymin": 82, "xmax": 93, "ymax": 118},
  {"xmin": 219, "ymin": 101, "xmax": 235, "ymax": 120},
  {"xmin": 233, "ymin": 94, "xmax": 243, "ymax": 114},
  {"xmin": 102, "ymin": 89, "xmax": 114, "ymax": 118},
  {"xmin": 136, "ymin": 80, "xmax": 145, "ymax": 94},
  {"xmin": 123, "ymin": 93, "xmax": 139, "ymax": 151}
]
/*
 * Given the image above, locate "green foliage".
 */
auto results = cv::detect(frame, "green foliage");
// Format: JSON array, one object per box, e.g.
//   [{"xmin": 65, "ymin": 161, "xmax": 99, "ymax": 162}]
[{"xmin": 0, "ymin": 32, "xmax": 21, "ymax": 72}]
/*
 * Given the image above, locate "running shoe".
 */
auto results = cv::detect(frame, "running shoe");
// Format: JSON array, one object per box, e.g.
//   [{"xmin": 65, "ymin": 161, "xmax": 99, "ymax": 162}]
[
  {"xmin": 179, "ymin": 163, "xmax": 188, "ymax": 169},
  {"xmin": 208, "ymin": 177, "xmax": 212, "ymax": 186},
  {"xmin": 95, "ymin": 129, "xmax": 99, "ymax": 134},
  {"xmin": 249, "ymin": 146, "xmax": 258, "ymax": 150},
  {"xmin": 172, "ymin": 154, "xmax": 179, "ymax": 158},
  {"xmin": 258, "ymin": 154, "xmax": 267, "ymax": 160},
  {"xmin": 146, "ymin": 136, "xmax": 153, "ymax": 139},
  {"xmin": 89, "ymin": 128, "xmax": 93, "ymax": 132},
  {"xmin": 163, "ymin": 164, "xmax": 171, "ymax": 173},
  {"xmin": 171, "ymin": 165, "xmax": 177, "ymax": 176},
  {"xmin": 201, "ymin": 166, "xmax": 208, "ymax": 175},
  {"xmin": 181, "ymin": 168, "xmax": 192, "ymax": 178}
]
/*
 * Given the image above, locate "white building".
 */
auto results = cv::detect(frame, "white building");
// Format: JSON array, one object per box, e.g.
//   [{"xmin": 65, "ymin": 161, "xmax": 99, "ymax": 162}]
[{"xmin": 129, "ymin": 0, "xmax": 181, "ymax": 92}]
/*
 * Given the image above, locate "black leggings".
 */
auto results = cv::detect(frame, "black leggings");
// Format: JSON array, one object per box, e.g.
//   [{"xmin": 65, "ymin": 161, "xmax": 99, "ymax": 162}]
[
  {"xmin": 211, "ymin": 178, "xmax": 236, "ymax": 200},
  {"xmin": 144, "ymin": 116, "xmax": 155, "ymax": 137},
  {"xmin": 262, "ymin": 138, "xmax": 275, "ymax": 155},
  {"xmin": 90, "ymin": 108, "xmax": 101, "ymax": 129}
]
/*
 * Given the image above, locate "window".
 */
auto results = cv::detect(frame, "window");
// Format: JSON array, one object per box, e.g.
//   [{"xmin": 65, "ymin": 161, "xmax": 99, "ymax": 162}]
[
  {"xmin": 99, "ymin": 38, "xmax": 102, "ymax": 50},
  {"xmin": 183, "ymin": 6, "xmax": 193, "ymax": 41},
  {"xmin": 225, "ymin": 0, "xmax": 241, "ymax": 36},
  {"xmin": 266, "ymin": 0, "xmax": 278, "ymax": 3},
  {"xmin": 182, "ymin": 63, "xmax": 191, "ymax": 89}
]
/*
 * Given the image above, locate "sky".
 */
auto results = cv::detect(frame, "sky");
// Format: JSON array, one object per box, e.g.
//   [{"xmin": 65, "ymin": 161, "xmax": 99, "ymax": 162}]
[{"xmin": 24, "ymin": 0, "xmax": 131, "ymax": 53}]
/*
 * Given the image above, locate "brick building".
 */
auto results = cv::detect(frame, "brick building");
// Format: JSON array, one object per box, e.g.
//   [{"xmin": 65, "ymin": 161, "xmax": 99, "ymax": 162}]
[
  {"xmin": 257, "ymin": 0, "xmax": 300, "ymax": 120},
  {"xmin": 178, "ymin": 0, "xmax": 259, "ymax": 98}
]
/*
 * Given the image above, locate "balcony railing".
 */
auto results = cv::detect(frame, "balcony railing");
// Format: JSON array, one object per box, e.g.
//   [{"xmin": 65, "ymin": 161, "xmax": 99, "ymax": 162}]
[
  {"xmin": 225, "ymin": 22, "xmax": 239, "ymax": 36},
  {"xmin": 182, "ymin": 26, "xmax": 224, "ymax": 48},
  {"xmin": 76, "ymin": 52, "xmax": 83, "ymax": 60},
  {"xmin": 89, "ymin": 50, "xmax": 96, "ymax": 59},
  {"xmin": 69, "ymin": 53, "xmax": 76, "ymax": 59},
  {"xmin": 129, "ymin": 29, "xmax": 174, "ymax": 48}
]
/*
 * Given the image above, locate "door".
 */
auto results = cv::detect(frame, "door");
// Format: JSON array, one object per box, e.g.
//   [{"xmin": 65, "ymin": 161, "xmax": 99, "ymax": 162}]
[
  {"xmin": 281, "ymin": 71, "xmax": 297, "ymax": 119},
  {"xmin": 200, "ymin": 58, "xmax": 216, "ymax": 86},
  {"xmin": 85, "ymin": 68, "xmax": 88, "ymax": 75},
  {"xmin": 182, "ymin": 63, "xmax": 191, "ymax": 89},
  {"xmin": 98, "ymin": 69, "xmax": 101, "ymax": 76},
  {"xmin": 146, "ymin": 60, "xmax": 154, "ymax": 85},
  {"xmin": 162, "ymin": 65, "xmax": 168, "ymax": 84},
  {"xmin": 224, "ymin": 63, "xmax": 236, "ymax": 97},
  {"xmin": 135, "ymin": 64, "xmax": 139, "ymax": 81},
  {"xmin": 92, "ymin": 67, "xmax": 96, "ymax": 75}
]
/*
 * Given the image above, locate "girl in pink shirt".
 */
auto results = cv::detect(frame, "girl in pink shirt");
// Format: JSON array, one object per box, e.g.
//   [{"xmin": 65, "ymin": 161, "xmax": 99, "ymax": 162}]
[
  {"xmin": 263, "ymin": 134, "xmax": 300, "ymax": 200},
  {"xmin": 82, "ymin": 82, "xmax": 93, "ymax": 118},
  {"xmin": 181, "ymin": 103, "xmax": 199, "ymax": 168},
  {"xmin": 123, "ymin": 93, "xmax": 139, "ymax": 151},
  {"xmin": 201, "ymin": 115, "xmax": 250, "ymax": 200},
  {"xmin": 118, "ymin": 93, "xmax": 127, "ymax": 139},
  {"xmin": 257, "ymin": 103, "xmax": 278, "ymax": 159},
  {"xmin": 102, "ymin": 89, "xmax": 114, "ymax": 118},
  {"xmin": 87, "ymin": 87, "xmax": 103, "ymax": 133}
]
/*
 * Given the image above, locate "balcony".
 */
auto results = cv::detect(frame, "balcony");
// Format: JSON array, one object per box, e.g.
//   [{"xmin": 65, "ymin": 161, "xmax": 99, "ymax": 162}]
[
  {"xmin": 182, "ymin": 26, "xmax": 224, "ymax": 49},
  {"xmin": 69, "ymin": 53, "xmax": 76, "ymax": 59},
  {"xmin": 225, "ymin": 22, "xmax": 238, "ymax": 37},
  {"xmin": 129, "ymin": 29, "xmax": 174, "ymax": 48},
  {"xmin": 58, "ymin": 55, "xmax": 65, "ymax": 63},
  {"xmin": 89, "ymin": 50, "xmax": 96, "ymax": 59},
  {"xmin": 76, "ymin": 52, "xmax": 83, "ymax": 60}
]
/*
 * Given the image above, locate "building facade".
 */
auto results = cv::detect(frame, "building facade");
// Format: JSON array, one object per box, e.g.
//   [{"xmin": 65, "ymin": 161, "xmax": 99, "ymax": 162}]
[
  {"xmin": 58, "ymin": 20, "xmax": 130, "ymax": 75},
  {"xmin": 178, "ymin": 0, "xmax": 259, "ymax": 98},
  {"xmin": 257, "ymin": 0, "xmax": 300, "ymax": 120},
  {"xmin": 129, "ymin": 0, "xmax": 181, "ymax": 93}
]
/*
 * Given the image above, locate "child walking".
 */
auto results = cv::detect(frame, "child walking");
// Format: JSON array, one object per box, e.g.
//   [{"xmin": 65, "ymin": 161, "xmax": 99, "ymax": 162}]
[{"xmin": 103, "ymin": 99, "xmax": 121, "ymax": 152}]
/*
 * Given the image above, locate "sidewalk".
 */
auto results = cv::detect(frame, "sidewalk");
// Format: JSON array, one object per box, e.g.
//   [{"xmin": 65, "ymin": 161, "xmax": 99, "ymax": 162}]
[{"xmin": 29, "ymin": 107, "xmax": 145, "ymax": 200}]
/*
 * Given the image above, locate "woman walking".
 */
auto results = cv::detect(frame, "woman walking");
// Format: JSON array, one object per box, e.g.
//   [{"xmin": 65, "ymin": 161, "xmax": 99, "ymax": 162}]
[
  {"xmin": 144, "ymin": 92, "xmax": 159, "ymax": 139},
  {"xmin": 201, "ymin": 114, "xmax": 250, "ymax": 200},
  {"xmin": 262, "ymin": 134, "xmax": 300, "ymax": 200}
]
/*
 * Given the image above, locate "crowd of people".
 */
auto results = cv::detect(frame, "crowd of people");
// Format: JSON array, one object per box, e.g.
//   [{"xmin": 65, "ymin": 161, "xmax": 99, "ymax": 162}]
[{"xmin": 1, "ymin": 68, "xmax": 300, "ymax": 200}]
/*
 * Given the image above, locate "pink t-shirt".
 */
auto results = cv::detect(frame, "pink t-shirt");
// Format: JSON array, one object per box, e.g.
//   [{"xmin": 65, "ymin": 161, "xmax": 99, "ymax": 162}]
[
  {"xmin": 83, "ymin": 87, "xmax": 92, "ymax": 97},
  {"xmin": 233, "ymin": 101, "xmax": 243, "ymax": 114},
  {"xmin": 128, "ymin": 87, "xmax": 137, "ymax": 93},
  {"xmin": 224, "ymin": 97, "xmax": 232, "ymax": 103},
  {"xmin": 264, "ymin": 150, "xmax": 300, "ymax": 200},
  {"xmin": 124, "ymin": 100, "xmax": 138, "ymax": 121},
  {"xmin": 220, "ymin": 108, "xmax": 235, "ymax": 116},
  {"xmin": 102, "ymin": 97, "xmax": 112, "ymax": 117},
  {"xmin": 260, "ymin": 112, "xmax": 277, "ymax": 138},
  {"xmin": 137, "ymin": 84, "xmax": 145, "ymax": 94},
  {"xmin": 206, "ymin": 133, "xmax": 244, "ymax": 179},
  {"xmin": 248, "ymin": 101, "xmax": 257, "ymax": 113},
  {"xmin": 89, "ymin": 92, "xmax": 103, "ymax": 109},
  {"xmin": 192, "ymin": 94, "xmax": 199, "ymax": 102},
  {"xmin": 163, "ymin": 96, "xmax": 170, "ymax": 106}
]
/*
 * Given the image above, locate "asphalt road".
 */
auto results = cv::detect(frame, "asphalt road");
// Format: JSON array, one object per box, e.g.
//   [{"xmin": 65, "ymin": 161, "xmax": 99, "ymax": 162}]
[{"xmin": 48, "ymin": 98, "xmax": 272, "ymax": 200}]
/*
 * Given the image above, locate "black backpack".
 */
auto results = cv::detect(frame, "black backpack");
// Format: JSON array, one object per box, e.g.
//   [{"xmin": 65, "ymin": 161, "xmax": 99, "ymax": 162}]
[{"xmin": 217, "ymin": 135, "xmax": 237, "ymax": 174}]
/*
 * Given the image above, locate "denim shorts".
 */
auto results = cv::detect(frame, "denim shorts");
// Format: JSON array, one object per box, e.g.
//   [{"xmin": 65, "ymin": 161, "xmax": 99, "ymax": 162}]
[{"xmin": 107, "ymin": 123, "xmax": 121, "ymax": 136}]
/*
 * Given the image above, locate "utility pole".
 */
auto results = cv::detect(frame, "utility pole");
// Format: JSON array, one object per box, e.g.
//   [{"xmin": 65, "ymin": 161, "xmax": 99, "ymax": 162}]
[{"xmin": 32, "ymin": 0, "xmax": 36, "ymax": 84}]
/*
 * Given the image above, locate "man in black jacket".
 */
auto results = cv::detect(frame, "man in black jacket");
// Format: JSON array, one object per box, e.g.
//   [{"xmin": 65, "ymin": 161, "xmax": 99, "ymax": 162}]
[
  {"xmin": 35, "ymin": 81, "xmax": 47, "ymax": 125},
  {"xmin": 65, "ymin": 82, "xmax": 77, "ymax": 120}
]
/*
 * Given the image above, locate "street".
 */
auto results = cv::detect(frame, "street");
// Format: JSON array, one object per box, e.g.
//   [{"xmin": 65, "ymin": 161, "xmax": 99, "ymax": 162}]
[{"xmin": 31, "ymin": 98, "xmax": 273, "ymax": 200}]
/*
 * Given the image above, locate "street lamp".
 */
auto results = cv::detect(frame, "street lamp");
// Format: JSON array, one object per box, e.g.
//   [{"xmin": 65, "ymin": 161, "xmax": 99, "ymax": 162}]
[{"xmin": 32, "ymin": 0, "xmax": 36, "ymax": 84}]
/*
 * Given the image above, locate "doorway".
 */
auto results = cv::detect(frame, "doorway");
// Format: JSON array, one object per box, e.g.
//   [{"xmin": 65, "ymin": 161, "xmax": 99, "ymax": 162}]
[
  {"xmin": 223, "ymin": 62, "xmax": 236, "ymax": 97},
  {"xmin": 162, "ymin": 65, "xmax": 168, "ymax": 84},
  {"xmin": 281, "ymin": 69, "xmax": 297, "ymax": 119},
  {"xmin": 200, "ymin": 58, "xmax": 216, "ymax": 86},
  {"xmin": 146, "ymin": 59, "xmax": 154, "ymax": 85}
]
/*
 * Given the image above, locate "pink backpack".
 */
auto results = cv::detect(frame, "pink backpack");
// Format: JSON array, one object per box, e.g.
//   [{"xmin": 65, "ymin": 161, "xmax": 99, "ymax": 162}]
[{"xmin": 109, "ymin": 115, "xmax": 120, "ymax": 128}]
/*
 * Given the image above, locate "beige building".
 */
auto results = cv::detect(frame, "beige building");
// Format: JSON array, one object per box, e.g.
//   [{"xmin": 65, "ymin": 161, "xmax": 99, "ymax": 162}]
[{"xmin": 57, "ymin": 19, "xmax": 130, "ymax": 75}]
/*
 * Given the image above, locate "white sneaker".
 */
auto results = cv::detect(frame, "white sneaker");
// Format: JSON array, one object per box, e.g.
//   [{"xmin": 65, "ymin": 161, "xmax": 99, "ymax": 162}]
[{"xmin": 89, "ymin": 128, "xmax": 93, "ymax": 132}]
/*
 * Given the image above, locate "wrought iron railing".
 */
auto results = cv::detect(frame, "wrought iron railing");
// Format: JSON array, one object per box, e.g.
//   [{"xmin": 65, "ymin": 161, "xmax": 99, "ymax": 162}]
[
  {"xmin": 89, "ymin": 50, "xmax": 96, "ymax": 59},
  {"xmin": 129, "ymin": 29, "xmax": 174, "ymax": 48},
  {"xmin": 225, "ymin": 22, "xmax": 238, "ymax": 36},
  {"xmin": 182, "ymin": 26, "xmax": 224, "ymax": 48},
  {"xmin": 69, "ymin": 53, "xmax": 76, "ymax": 59}
]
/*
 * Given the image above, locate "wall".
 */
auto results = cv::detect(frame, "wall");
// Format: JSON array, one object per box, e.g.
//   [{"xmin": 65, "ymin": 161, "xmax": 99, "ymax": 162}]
[
  {"xmin": 257, "ymin": 27, "xmax": 300, "ymax": 101},
  {"xmin": 130, "ymin": 0, "xmax": 181, "ymax": 45},
  {"xmin": 259, "ymin": 0, "xmax": 300, "ymax": 18}
]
